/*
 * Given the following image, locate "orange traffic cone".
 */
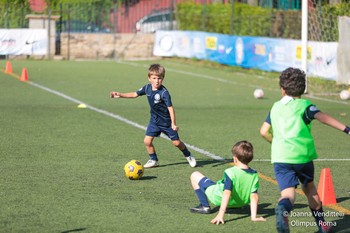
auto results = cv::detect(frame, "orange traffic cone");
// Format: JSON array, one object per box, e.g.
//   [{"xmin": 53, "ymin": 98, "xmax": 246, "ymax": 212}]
[
  {"xmin": 5, "ymin": 61, "xmax": 12, "ymax": 74},
  {"xmin": 20, "ymin": 68, "xmax": 28, "ymax": 82},
  {"xmin": 317, "ymin": 168, "xmax": 336, "ymax": 205}
]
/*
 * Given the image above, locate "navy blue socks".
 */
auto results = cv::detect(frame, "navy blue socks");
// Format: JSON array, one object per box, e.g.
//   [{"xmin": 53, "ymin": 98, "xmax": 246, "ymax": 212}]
[
  {"xmin": 181, "ymin": 146, "xmax": 191, "ymax": 157},
  {"xmin": 149, "ymin": 153, "xmax": 158, "ymax": 161},
  {"xmin": 278, "ymin": 198, "xmax": 293, "ymax": 213},
  {"xmin": 310, "ymin": 206, "xmax": 326, "ymax": 226},
  {"xmin": 195, "ymin": 189, "xmax": 209, "ymax": 207}
]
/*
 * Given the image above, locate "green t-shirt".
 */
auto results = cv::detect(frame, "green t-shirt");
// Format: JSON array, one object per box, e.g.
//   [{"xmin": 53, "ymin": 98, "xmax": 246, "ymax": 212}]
[
  {"xmin": 205, "ymin": 166, "xmax": 259, "ymax": 208},
  {"xmin": 270, "ymin": 97, "xmax": 318, "ymax": 164}
]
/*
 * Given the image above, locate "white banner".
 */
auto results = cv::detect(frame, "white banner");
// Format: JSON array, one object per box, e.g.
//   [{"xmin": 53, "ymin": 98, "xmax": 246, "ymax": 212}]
[{"xmin": 0, "ymin": 29, "xmax": 47, "ymax": 55}]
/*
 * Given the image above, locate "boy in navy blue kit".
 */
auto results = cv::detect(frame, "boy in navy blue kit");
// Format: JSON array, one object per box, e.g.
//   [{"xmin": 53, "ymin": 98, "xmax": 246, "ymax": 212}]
[{"xmin": 110, "ymin": 64, "xmax": 196, "ymax": 168}]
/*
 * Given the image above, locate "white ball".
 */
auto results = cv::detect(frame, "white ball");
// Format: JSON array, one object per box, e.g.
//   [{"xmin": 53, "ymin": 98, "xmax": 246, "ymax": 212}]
[
  {"xmin": 339, "ymin": 90, "xmax": 350, "ymax": 100},
  {"xmin": 254, "ymin": 89, "xmax": 264, "ymax": 99}
]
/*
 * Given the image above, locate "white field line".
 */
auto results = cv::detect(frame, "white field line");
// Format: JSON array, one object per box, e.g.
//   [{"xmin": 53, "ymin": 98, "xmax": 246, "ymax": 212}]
[
  {"xmin": 253, "ymin": 159, "xmax": 350, "ymax": 162},
  {"xmin": 28, "ymin": 81, "xmax": 349, "ymax": 162}
]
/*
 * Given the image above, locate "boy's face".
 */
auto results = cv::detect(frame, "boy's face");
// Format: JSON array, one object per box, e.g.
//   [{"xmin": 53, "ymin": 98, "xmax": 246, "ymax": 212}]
[{"xmin": 148, "ymin": 75, "xmax": 164, "ymax": 90}]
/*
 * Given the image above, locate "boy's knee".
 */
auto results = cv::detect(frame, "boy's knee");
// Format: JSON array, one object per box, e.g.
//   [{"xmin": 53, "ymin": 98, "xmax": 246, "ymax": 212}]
[
  {"xmin": 191, "ymin": 171, "xmax": 203, "ymax": 181},
  {"xmin": 144, "ymin": 138, "xmax": 152, "ymax": 147},
  {"xmin": 172, "ymin": 140, "xmax": 181, "ymax": 147}
]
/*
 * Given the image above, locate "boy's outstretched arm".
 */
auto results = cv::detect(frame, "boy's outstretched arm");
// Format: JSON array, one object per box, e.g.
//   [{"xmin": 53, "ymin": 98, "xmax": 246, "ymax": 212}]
[
  {"xmin": 211, "ymin": 190, "xmax": 231, "ymax": 225},
  {"xmin": 110, "ymin": 91, "xmax": 138, "ymax": 98},
  {"xmin": 250, "ymin": 193, "xmax": 266, "ymax": 222},
  {"xmin": 315, "ymin": 112, "xmax": 350, "ymax": 134},
  {"xmin": 260, "ymin": 122, "xmax": 273, "ymax": 143}
]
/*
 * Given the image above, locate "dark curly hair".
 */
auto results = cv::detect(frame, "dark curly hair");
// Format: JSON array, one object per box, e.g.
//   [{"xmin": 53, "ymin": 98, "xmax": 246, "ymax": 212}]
[{"xmin": 279, "ymin": 67, "xmax": 306, "ymax": 97}]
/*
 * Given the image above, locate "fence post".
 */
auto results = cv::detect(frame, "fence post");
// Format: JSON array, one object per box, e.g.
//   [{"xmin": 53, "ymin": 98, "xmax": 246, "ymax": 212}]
[
  {"xmin": 230, "ymin": 0, "xmax": 234, "ymax": 35},
  {"xmin": 202, "ymin": 0, "xmax": 206, "ymax": 32},
  {"xmin": 47, "ymin": 3, "xmax": 51, "ymax": 60}
]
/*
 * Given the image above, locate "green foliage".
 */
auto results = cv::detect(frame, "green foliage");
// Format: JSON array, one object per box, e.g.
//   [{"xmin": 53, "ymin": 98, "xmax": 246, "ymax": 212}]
[
  {"xmin": 177, "ymin": 2, "xmax": 292, "ymax": 38},
  {"xmin": 323, "ymin": 2, "xmax": 350, "ymax": 16},
  {"xmin": 0, "ymin": 0, "xmax": 115, "ymax": 29},
  {"xmin": 177, "ymin": 3, "xmax": 203, "ymax": 31},
  {"xmin": 176, "ymin": 2, "xmax": 350, "ymax": 40},
  {"xmin": 0, "ymin": 1, "xmax": 30, "ymax": 28}
]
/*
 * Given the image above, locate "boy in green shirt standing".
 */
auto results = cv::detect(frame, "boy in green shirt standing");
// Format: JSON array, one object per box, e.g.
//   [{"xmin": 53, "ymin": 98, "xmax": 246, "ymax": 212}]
[
  {"xmin": 189, "ymin": 140, "xmax": 266, "ymax": 224},
  {"xmin": 260, "ymin": 67, "xmax": 349, "ymax": 233}
]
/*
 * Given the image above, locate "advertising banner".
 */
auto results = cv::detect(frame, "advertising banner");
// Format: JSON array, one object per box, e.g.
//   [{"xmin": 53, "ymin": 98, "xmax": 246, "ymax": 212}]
[
  {"xmin": 0, "ymin": 29, "xmax": 47, "ymax": 55},
  {"xmin": 154, "ymin": 31, "xmax": 338, "ymax": 80}
]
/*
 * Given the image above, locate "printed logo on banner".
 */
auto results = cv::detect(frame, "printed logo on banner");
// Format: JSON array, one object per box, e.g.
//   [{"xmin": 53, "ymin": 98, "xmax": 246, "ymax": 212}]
[
  {"xmin": 218, "ymin": 44, "xmax": 225, "ymax": 53},
  {"xmin": 178, "ymin": 36, "xmax": 190, "ymax": 50},
  {"xmin": 25, "ymin": 40, "xmax": 38, "ymax": 45},
  {"xmin": 235, "ymin": 37, "xmax": 244, "ymax": 65},
  {"xmin": 205, "ymin": 36, "xmax": 217, "ymax": 50},
  {"xmin": 225, "ymin": 47, "xmax": 233, "ymax": 54},
  {"xmin": 159, "ymin": 35, "xmax": 173, "ymax": 52},
  {"xmin": 296, "ymin": 45, "xmax": 312, "ymax": 61},
  {"xmin": 193, "ymin": 37, "xmax": 204, "ymax": 53},
  {"xmin": 254, "ymin": 44, "xmax": 266, "ymax": 56}
]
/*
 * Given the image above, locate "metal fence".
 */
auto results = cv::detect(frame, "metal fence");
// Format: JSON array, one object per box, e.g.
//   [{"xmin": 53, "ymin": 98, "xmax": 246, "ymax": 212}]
[
  {"xmin": 0, "ymin": 0, "xmax": 340, "ymax": 55},
  {"xmin": 0, "ymin": 0, "xmax": 306, "ymax": 33}
]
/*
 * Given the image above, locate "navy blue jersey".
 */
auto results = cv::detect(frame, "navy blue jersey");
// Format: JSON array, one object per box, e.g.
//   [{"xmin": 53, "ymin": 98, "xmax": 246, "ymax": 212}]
[{"xmin": 136, "ymin": 84, "xmax": 173, "ymax": 126}]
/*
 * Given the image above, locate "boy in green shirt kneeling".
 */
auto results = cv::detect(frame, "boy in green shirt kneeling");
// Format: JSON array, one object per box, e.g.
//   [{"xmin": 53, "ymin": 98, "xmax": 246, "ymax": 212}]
[{"xmin": 189, "ymin": 140, "xmax": 266, "ymax": 224}]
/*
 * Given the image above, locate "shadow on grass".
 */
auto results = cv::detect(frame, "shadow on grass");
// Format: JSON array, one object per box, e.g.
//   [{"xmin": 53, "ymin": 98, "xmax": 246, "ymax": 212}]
[
  {"xmin": 211, "ymin": 203, "xmax": 276, "ymax": 222},
  {"xmin": 156, "ymin": 159, "xmax": 231, "ymax": 168},
  {"xmin": 337, "ymin": 196, "xmax": 350, "ymax": 203},
  {"xmin": 333, "ymin": 214, "xmax": 350, "ymax": 233},
  {"xmin": 139, "ymin": 176, "xmax": 157, "ymax": 180},
  {"xmin": 211, "ymin": 203, "xmax": 313, "ymax": 223},
  {"xmin": 61, "ymin": 228, "xmax": 86, "ymax": 233}
]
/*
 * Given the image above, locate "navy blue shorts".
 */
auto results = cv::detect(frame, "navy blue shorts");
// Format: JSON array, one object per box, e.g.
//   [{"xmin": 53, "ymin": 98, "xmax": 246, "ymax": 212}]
[
  {"xmin": 198, "ymin": 177, "xmax": 216, "ymax": 192},
  {"xmin": 274, "ymin": 161, "xmax": 315, "ymax": 192},
  {"xmin": 145, "ymin": 121, "xmax": 180, "ymax": 141}
]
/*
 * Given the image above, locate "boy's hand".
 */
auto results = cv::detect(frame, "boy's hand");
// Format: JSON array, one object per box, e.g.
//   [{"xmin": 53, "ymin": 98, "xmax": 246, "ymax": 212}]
[
  {"xmin": 251, "ymin": 216, "xmax": 266, "ymax": 222},
  {"xmin": 110, "ymin": 92, "xmax": 120, "ymax": 98},
  {"xmin": 211, "ymin": 216, "xmax": 225, "ymax": 225},
  {"xmin": 172, "ymin": 124, "xmax": 179, "ymax": 132}
]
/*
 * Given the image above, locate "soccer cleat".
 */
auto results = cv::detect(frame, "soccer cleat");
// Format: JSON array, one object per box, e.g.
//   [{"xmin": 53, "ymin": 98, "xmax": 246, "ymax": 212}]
[
  {"xmin": 144, "ymin": 159, "xmax": 159, "ymax": 168},
  {"xmin": 318, "ymin": 224, "xmax": 333, "ymax": 233},
  {"xmin": 275, "ymin": 205, "xmax": 290, "ymax": 233},
  {"xmin": 186, "ymin": 155, "xmax": 197, "ymax": 167},
  {"xmin": 190, "ymin": 205, "xmax": 211, "ymax": 214}
]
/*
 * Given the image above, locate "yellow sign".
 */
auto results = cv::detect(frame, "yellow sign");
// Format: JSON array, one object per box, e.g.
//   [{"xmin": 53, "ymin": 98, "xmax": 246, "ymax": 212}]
[
  {"xmin": 205, "ymin": 36, "xmax": 217, "ymax": 50},
  {"xmin": 296, "ymin": 45, "xmax": 312, "ymax": 61}
]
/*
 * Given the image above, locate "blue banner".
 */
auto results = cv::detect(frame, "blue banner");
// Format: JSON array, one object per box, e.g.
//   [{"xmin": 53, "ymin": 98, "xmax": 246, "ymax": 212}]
[{"xmin": 153, "ymin": 31, "xmax": 338, "ymax": 80}]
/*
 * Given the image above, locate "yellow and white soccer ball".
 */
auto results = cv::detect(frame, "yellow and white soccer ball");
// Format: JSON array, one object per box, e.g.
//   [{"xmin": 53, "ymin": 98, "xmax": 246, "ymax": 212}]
[
  {"xmin": 124, "ymin": 160, "xmax": 144, "ymax": 180},
  {"xmin": 254, "ymin": 89, "xmax": 264, "ymax": 99},
  {"xmin": 339, "ymin": 90, "xmax": 350, "ymax": 100}
]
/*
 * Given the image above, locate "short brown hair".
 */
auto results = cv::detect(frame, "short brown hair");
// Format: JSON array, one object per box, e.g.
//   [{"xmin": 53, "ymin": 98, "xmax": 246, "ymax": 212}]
[
  {"xmin": 148, "ymin": 64, "xmax": 165, "ymax": 79},
  {"xmin": 231, "ymin": 140, "xmax": 254, "ymax": 165}
]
